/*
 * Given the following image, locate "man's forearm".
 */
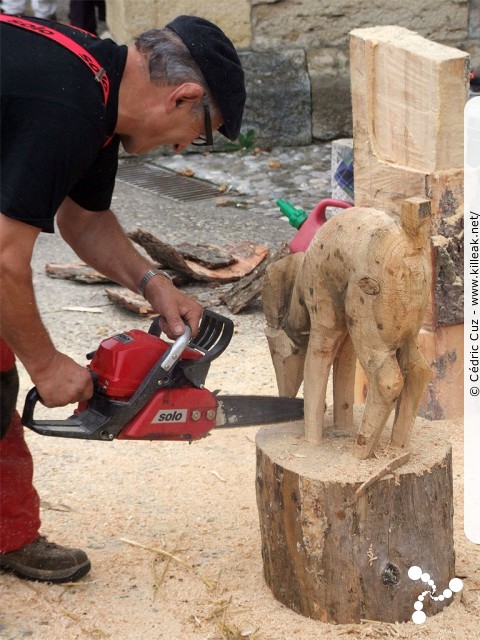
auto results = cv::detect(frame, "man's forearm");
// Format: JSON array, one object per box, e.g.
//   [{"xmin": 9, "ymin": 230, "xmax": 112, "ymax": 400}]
[
  {"xmin": 0, "ymin": 213, "xmax": 57, "ymax": 377},
  {"xmin": 57, "ymin": 199, "xmax": 152, "ymax": 294},
  {"xmin": 0, "ymin": 259, "xmax": 57, "ymax": 378}
]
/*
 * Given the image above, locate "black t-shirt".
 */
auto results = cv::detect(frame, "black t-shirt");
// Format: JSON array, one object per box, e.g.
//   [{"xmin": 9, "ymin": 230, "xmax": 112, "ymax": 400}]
[{"xmin": 0, "ymin": 19, "xmax": 128, "ymax": 232}]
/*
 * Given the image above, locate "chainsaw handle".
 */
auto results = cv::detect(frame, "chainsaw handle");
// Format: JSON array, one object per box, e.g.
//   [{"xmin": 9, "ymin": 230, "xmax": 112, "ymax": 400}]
[
  {"xmin": 148, "ymin": 309, "xmax": 233, "ymax": 367},
  {"xmin": 22, "ymin": 387, "xmax": 41, "ymax": 429},
  {"xmin": 158, "ymin": 326, "xmax": 191, "ymax": 372},
  {"xmin": 22, "ymin": 369, "xmax": 99, "ymax": 429}
]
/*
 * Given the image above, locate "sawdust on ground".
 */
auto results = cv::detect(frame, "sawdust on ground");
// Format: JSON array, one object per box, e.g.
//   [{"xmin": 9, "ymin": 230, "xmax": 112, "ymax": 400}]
[{"xmin": 1, "ymin": 307, "xmax": 479, "ymax": 640}]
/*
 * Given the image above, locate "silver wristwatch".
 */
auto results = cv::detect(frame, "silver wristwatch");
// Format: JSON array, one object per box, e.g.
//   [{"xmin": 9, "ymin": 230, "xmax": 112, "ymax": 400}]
[{"xmin": 138, "ymin": 269, "xmax": 173, "ymax": 297}]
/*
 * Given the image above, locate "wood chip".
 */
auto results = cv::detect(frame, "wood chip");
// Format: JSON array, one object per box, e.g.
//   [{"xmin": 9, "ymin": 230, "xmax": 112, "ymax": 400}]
[
  {"xmin": 104, "ymin": 288, "xmax": 153, "ymax": 315},
  {"xmin": 210, "ymin": 470, "xmax": 227, "ymax": 482},
  {"xmin": 40, "ymin": 499, "xmax": 73, "ymax": 512},
  {"xmin": 62, "ymin": 306, "xmax": 104, "ymax": 313}
]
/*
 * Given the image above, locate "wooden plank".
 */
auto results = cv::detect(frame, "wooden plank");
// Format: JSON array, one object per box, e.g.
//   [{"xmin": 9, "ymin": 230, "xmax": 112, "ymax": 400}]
[{"xmin": 350, "ymin": 25, "xmax": 468, "ymax": 178}]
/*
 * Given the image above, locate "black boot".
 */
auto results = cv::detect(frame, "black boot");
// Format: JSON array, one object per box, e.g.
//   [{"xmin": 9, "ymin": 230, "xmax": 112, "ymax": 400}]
[{"xmin": 0, "ymin": 536, "xmax": 91, "ymax": 583}]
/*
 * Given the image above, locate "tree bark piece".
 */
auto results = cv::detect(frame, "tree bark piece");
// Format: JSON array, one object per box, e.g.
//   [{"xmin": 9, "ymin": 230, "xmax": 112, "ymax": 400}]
[
  {"xmin": 355, "ymin": 451, "xmax": 411, "ymax": 498},
  {"xmin": 105, "ymin": 288, "xmax": 154, "ymax": 315},
  {"xmin": 128, "ymin": 229, "xmax": 269, "ymax": 283},
  {"xmin": 45, "ymin": 261, "xmax": 112, "ymax": 284},
  {"xmin": 175, "ymin": 242, "xmax": 237, "ymax": 269},
  {"xmin": 222, "ymin": 243, "xmax": 290, "ymax": 314},
  {"xmin": 104, "ymin": 285, "xmax": 228, "ymax": 316},
  {"xmin": 255, "ymin": 410, "xmax": 455, "ymax": 624}
]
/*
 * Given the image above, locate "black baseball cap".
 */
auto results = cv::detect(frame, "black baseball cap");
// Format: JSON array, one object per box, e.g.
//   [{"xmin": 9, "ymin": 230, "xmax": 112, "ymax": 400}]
[{"xmin": 166, "ymin": 15, "xmax": 246, "ymax": 141}]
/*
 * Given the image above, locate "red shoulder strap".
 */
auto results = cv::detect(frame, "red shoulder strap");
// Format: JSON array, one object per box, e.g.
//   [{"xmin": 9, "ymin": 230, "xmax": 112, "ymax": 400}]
[{"xmin": 0, "ymin": 15, "xmax": 110, "ymax": 106}]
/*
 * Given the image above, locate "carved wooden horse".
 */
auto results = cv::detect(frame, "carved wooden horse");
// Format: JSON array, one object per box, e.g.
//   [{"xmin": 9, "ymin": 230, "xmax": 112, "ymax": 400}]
[{"xmin": 262, "ymin": 198, "xmax": 432, "ymax": 459}]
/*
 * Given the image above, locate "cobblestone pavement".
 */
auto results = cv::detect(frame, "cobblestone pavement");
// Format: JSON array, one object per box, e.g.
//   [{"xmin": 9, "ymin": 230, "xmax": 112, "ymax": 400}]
[{"xmin": 135, "ymin": 142, "xmax": 335, "ymax": 221}]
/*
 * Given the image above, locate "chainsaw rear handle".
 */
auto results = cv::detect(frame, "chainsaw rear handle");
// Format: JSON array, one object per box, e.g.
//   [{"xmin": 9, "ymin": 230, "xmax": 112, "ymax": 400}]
[
  {"xmin": 21, "ymin": 387, "xmax": 41, "ymax": 429},
  {"xmin": 21, "ymin": 385, "xmax": 111, "ymax": 439},
  {"xmin": 21, "ymin": 367, "xmax": 99, "ymax": 431}
]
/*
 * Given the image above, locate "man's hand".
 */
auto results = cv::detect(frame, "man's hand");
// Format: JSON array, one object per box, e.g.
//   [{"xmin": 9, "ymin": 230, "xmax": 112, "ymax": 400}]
[
  {"xmin": 142, "ymin": 274, "xmax": 203, "ymax": 338},
  {"xmin": 31, "ymin": 351, "xmax": 93, "ymax": 408}
]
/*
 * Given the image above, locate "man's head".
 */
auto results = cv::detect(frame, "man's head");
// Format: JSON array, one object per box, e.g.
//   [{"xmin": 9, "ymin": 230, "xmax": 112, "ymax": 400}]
[{"xmin": 134, "ymin": 16, "xmax": 246, "ymax": 144}]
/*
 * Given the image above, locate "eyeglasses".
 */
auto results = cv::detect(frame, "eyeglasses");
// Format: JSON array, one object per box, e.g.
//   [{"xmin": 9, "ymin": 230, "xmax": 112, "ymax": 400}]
[{"xmin": 191, "ymin": 104, "xmax": 214, "ymax": 147}]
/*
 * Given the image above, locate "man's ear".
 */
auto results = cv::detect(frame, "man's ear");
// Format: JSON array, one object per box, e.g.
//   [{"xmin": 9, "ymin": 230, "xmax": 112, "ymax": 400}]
[{"xmin": 165, "ymin": 83, "xmax": 204, "ymax": 113}]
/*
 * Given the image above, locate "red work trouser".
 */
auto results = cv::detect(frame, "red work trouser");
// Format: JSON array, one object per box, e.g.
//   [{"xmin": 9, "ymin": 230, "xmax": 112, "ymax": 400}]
[{"xmin": 0, "ymin": 339, "xmax": 40, "ymax": 553}]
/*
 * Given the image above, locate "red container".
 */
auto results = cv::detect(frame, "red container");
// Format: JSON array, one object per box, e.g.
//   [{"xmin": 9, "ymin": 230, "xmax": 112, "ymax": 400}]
[{"xmin": 289, "ymin": 198, "xmax": 354, "ymax": 253}]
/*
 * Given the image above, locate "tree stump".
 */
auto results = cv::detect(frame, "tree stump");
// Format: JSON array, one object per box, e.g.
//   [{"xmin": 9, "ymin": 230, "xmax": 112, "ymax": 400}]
[{"xmin": 255, "ymin": 407, "xmax": 455, "ymax": 624}]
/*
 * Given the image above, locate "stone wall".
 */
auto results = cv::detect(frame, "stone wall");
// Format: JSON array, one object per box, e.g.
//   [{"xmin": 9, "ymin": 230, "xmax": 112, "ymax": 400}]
[{"xmin": 105, "ymin": 0, "xmax": 479, "ymax": 145}]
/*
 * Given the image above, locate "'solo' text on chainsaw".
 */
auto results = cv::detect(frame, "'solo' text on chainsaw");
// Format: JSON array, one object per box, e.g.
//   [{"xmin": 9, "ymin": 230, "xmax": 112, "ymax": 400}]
[{"xmin": 153, "ymin": 409, "xmax": 188, "ymax": 424}]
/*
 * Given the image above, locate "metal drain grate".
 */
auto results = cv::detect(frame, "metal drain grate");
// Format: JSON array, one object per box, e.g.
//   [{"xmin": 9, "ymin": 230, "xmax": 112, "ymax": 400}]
[{"xmin": 116, "ymin": 162, "xmax": 224, "ymax": 202}]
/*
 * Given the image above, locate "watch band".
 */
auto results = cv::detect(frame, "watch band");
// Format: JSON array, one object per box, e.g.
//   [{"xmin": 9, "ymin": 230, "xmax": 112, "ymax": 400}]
[{"xmin": 138, "ymin": 269, "xmax": 173, "ymax": 297}]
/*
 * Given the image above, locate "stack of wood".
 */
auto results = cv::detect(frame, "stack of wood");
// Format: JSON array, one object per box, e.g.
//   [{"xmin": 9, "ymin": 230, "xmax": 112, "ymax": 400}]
[{"xmin": 45, "ymin": 229, "xmax": 286, "ymax": 315}]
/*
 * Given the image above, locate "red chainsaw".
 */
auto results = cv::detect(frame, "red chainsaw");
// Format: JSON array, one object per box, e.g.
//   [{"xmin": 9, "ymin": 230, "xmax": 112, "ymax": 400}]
[{"xmin": 22, "ymin": 310, "xmax": 304, "ymax": 441}]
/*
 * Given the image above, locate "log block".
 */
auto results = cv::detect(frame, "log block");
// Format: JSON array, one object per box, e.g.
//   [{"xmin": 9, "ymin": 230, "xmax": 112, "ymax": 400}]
[
  {"xmin": 350, "ymin": 26, "xmax": 468, "ymax": 179},
  {"xmin": 256, "ymin": 409, "xmax": 455, "ymax": 624}
]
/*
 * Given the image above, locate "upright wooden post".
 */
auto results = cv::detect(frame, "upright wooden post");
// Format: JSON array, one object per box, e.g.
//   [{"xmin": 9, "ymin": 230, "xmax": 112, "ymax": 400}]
[{"xmin": 350, "ymin": 25, "xmax": 469, "ymax": 419}]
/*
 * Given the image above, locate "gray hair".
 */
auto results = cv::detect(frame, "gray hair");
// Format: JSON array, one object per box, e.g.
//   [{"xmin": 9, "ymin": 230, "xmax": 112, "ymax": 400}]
[{"xmin": 135, "ymin": 28, "xmax": 218, "ymax": 118}]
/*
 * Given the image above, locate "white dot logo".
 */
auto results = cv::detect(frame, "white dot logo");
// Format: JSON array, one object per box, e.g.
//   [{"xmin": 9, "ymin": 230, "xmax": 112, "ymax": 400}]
[{"xmin": 408, "ymin": 565, "xmax": 463, "ymax": 624}]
